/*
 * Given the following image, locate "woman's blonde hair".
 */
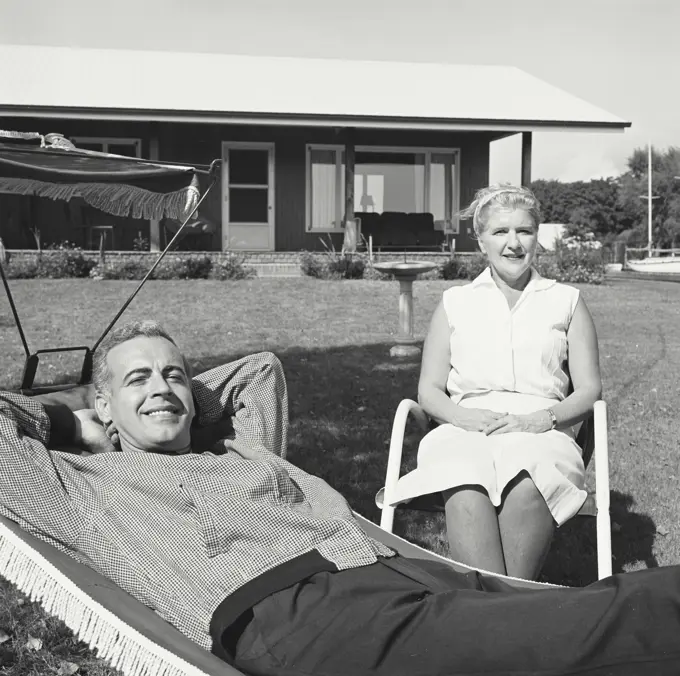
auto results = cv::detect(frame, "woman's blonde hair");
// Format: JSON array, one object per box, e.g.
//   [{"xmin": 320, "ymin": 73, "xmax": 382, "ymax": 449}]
[{"xmin": 459, "ymin": 184, "xmax": 542, "ymax": 237}]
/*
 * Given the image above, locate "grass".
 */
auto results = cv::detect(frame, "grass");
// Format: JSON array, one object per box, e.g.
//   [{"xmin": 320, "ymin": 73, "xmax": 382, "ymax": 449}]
[{"xmin": 1, "ymin": 276, "xmax": 680, "ymax": 673}]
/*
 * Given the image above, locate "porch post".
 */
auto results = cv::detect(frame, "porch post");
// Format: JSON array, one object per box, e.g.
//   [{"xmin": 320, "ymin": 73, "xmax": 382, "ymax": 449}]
[
  {"xmin": 149, "ymin": 135, "xmax": 161, "ymax": 252},
  {"xmin": 343, "ymin": 129, "xmax": 357, "ymax": 253},
  {"xmin": 521, "ymin": 132, "xmax": 533, "ymax": 187}
]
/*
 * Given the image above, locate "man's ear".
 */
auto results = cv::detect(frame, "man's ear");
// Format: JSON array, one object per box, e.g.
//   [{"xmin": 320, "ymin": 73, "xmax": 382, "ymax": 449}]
[{"xmin": 94, "ymin": 392, "xmax": 112, "ymax": 426}]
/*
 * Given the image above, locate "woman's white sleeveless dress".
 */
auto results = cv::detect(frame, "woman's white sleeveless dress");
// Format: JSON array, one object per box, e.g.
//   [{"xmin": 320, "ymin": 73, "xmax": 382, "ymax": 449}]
[{"xmin": 387, "ymin": 267, "xmax": 587, "ymax": 526}]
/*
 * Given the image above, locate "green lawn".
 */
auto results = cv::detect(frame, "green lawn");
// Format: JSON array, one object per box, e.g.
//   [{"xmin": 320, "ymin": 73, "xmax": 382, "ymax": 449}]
[{"xmin": 1, "ymin": 276, "xmax": 680, "ymax": 673}]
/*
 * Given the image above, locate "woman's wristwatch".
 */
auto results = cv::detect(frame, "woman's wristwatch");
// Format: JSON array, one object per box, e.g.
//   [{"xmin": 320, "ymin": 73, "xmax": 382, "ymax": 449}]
[{"xmin": 546, "ymin": 408, "xmax": 558, "ymax": 430}]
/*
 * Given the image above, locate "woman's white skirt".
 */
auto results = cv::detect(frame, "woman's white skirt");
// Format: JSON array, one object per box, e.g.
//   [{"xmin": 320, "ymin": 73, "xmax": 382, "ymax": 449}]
[{"xmin": 383, "ymin": 391, "xmax": 587, "ymax": 526}]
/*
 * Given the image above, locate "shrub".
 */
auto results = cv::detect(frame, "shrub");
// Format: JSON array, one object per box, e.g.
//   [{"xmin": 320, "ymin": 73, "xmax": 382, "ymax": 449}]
[
  {"xmin": 300, "ymin": 252, "xmax": 327, "ymax": 278},
  {"xmin": 327, "ymin": 255, "xmax": 365, "ymax": 279},
  {"xmin": 4, "ymin": 258, "xmax": 41, "ymax": 279},
  {"xmin": 183, "ymin": 256, "xmax": 214, "ymax": 279},
  {"xmin": 210, "ymin": 254, "xmax": 256, "ymax": 280},
  {"xmin": 93, "ymin": 259, "xmax": 149, "ymax": 280},
  {"xmin": 300, "ymin": 249, "xmax": 366, "ymax": 280},
  {"xmin": 154, "ymin": 256, "xmax": 213, "ymax": 280},
  {"xmin": 40, "ymin": 242, "xmax": 96, "ymax": 278},
  {"xmin": 536, "ymin": 239, "xmax": 605, "ymax": 285},
  {"xmin": 417, "ymin": 266, "xmax": 443, "ymax": 281},
  {"xmin": 441, "ymin": 253, "xmax": 488, "ymax": 280}
]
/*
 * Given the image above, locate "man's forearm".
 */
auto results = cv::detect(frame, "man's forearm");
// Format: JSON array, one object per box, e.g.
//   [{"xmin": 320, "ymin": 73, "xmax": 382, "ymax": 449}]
[
  {"xmin": 33, "ymin": 384, "xmax": 95, "ymax": 412},
  {"xmin": 32, "ymin": 386, "xmax": 96, "ymax": 450}
]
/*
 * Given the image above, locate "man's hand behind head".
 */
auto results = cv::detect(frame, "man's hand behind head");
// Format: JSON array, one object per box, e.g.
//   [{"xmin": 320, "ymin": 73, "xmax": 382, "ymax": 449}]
[{"xmin": 74, "ymin": 409, "xmax": 119, "ymax": 455}]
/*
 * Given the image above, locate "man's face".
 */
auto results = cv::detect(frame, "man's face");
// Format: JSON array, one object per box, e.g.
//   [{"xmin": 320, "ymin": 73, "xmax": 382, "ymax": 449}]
[{"xmin": 95, "ymin": 336, "xmax": 195, "ymax": 453}]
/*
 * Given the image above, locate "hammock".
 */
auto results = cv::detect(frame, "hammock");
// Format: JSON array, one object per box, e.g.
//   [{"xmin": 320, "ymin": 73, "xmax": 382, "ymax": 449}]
[{"xmin": 0, "ymin": 511, "xmax": 556, "ymax": 676}]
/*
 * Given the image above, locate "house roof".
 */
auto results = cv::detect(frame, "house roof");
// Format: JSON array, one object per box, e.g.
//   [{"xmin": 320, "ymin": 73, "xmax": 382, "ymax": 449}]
[{"xmin": 0, "ymin": 45, "xmax": 631, "ymax": 133}]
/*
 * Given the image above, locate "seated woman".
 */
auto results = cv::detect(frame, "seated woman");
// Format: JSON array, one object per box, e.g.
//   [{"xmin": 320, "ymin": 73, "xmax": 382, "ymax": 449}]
[{"xmin": 389, "ymin": 184, "xmax": 602, "ymax": 580}]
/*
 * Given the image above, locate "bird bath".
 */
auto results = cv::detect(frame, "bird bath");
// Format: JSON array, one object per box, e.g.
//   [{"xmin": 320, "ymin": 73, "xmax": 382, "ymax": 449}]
[{"xmin": 373, "ymin": 261, "xmax": 438, "ymax": 358}]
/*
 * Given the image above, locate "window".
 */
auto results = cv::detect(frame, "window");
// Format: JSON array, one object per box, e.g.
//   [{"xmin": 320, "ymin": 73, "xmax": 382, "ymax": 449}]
[
  {"xmin": 306, "ymin": 144, "xmax": 459, "ymax": 233},
  {"xmin": 306, "ymin": 145, "xmax": 345, "ymax": 232},
  {"xmin": 71, "ymin": 137, "xmax": 142, "ymax": 157},
  {"xmin": 354, "ymin": 151, "xmax": 426, "ymax": 215}
]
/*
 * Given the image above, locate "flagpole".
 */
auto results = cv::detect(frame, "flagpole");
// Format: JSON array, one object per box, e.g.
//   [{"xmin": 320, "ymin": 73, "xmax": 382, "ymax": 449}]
[{"xmin": 648, "ymin": 142, "xmax": 653, "ymax": 256}]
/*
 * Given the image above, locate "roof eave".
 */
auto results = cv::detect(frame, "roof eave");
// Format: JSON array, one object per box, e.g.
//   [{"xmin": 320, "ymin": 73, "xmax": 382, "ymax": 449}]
[{"xmin": 0, "ymin": 105, "xmax": 631, "ymax": 133}]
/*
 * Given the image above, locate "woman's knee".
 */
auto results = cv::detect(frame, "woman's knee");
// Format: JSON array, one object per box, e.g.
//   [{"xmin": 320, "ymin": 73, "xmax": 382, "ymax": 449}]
[
  {"xmin": 443, "ymin": 485, "xmax": 492, "ymax": 515},
  {"xmin": 501, "ymin": 471, "xmax": 547, "ymax": 512}
]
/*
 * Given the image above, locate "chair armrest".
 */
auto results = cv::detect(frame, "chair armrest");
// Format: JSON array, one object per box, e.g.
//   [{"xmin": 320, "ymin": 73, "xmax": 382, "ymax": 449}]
[
  {"xmin": 380, "ymin": 399, "xmax": 430, "ymax": 531},
  {"xmin": 593, "ymin": 400, "xmax": 612, "ymax": 579}
]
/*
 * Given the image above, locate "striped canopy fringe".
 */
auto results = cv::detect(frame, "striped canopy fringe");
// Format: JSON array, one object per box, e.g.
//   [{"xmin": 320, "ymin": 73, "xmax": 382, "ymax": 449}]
[
  {"xmin": 0, "ymin": 176, "xmax": 201, "ymax": 221},
  {"xmin": 0, "ymin": 520, "xmax": 212, "ymax": 676}
]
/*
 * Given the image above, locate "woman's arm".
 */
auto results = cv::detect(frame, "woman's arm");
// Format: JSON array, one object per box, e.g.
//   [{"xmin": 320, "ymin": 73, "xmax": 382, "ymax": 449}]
[
  {"xmin": 549, "ymin": 295, "xmax": 602, "ymax": 428},
  {"xmin": 418, "ymin": 300, "xmax": 503, "ymax": 431},
  {"xmin": 418, "ymin": 301, "xmax": 458, "ymax": 425}
]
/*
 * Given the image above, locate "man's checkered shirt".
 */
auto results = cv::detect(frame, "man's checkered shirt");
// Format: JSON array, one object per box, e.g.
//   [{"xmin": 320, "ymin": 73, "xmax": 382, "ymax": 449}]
[{"xmin": 0, "ymin": 352, "xmax": 393, "ymax": 650}]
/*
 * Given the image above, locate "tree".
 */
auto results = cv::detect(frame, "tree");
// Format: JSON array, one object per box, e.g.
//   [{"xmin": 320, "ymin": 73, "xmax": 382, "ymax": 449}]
[
  {"xmin": 531, "ymin": 178, "xmax": 630, "ymax": 243},
  {"xmin": 618, "ymin": 146, "xmax": 680, "ymax": 249}
]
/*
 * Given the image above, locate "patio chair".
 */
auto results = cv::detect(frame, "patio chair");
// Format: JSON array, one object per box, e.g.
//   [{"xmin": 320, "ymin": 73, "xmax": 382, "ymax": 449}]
[{"xmin": 378, "ymin": 398, "xmax": 612, "ymax": 580}]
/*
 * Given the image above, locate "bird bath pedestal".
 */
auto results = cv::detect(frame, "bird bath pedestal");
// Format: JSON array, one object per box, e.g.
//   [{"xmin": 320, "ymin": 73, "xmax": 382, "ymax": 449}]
[{"xmin": 373, "ymin": 261, "xmax": 438, "ymax": 358}]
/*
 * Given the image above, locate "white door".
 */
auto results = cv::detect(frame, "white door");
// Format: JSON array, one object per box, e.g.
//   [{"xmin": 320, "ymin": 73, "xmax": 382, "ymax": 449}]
[{"xmin": 222, "ymin": 142, "xmax": 275, "ymax": 251}]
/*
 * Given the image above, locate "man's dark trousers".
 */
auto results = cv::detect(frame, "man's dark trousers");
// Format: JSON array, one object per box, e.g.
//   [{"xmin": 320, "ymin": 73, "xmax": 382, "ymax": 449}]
[{"xmin": 213, "ymin": 555, "xmax": 680, "ymax": 675}]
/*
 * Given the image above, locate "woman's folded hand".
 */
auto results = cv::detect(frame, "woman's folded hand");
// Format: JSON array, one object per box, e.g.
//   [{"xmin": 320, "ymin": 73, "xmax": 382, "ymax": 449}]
[
  {"xmin": 451, "ymin": 408, "xmax": 507, "ymax": 433},
  {"xmin": 483, "ymin": 411, "xmax": 552, "ymax": 436}
]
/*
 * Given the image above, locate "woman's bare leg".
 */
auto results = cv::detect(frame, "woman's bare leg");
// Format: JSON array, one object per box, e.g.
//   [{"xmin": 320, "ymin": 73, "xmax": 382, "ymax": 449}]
[
  {"xmin": 497, "ymin": 471, "xmax": 555, "ymax": 580},
  {"xmin": 442, "ymin": 486, "xmax": 506, "ymax": 575}
]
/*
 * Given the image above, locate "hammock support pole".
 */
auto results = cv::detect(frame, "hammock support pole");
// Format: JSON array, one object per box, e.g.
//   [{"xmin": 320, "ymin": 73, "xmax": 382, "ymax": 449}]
[{"xmin": 91, "ymin": 160, "xmax": 221, "ymax": 354}]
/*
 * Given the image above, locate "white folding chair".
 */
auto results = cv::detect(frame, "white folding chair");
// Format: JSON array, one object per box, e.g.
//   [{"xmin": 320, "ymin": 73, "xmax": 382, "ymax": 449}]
[{"xmin": 379, "ymin": 399, "xmax": 612, "ymax": 580}]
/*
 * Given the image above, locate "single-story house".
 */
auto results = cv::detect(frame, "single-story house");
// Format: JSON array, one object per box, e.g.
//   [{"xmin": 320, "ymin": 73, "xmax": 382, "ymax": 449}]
[{"xmin": 0, "ymin": 45, "xmax": 630, "ymax": 254}]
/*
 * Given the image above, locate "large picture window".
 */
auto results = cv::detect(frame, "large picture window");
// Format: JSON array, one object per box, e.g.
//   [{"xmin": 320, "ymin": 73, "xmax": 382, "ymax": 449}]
[{"xmin": 305, "ymin": 144, "xmax": 459, "ymax": 233}]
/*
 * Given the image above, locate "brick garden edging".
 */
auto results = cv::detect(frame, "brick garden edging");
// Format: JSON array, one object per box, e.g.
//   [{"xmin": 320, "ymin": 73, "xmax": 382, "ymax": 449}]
[{"xmin": 3, "ymin": 249, "xmax": 477, "ymax": 267}]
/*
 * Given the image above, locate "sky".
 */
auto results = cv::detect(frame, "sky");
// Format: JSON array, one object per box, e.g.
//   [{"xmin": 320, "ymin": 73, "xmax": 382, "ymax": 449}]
[{"xmin": 0, "ymin": 0, "xmax": 676, "ymax": 183}]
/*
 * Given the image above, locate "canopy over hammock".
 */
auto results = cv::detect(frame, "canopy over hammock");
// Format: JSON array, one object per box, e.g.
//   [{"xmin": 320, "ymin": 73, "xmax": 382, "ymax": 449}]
[
  {"xmin": 0, "ymin": 130, "xmax": 221, "ymax": 390},
  {"xmin": 0, "ymin": 130, "xmax": 203, "ymax": 221}
]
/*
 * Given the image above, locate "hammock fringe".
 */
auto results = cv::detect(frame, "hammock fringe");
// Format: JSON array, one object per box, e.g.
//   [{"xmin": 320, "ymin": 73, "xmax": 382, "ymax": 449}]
[
  {"xmin": 0, "ymin": 523, "xmax": 211, "ymax": 676},
  {"xmin": 0, "ymin": 177, "xmax": 200, "ymax": 222}
]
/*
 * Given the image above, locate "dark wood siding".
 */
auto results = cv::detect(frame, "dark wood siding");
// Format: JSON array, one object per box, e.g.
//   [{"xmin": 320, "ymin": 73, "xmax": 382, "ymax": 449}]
[{"xmin": 0, "ymin": 116, "xmax": 500, "ymax": 252}]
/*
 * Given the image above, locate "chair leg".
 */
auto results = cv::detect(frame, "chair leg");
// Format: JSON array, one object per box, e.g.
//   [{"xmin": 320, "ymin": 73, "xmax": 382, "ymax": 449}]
[
  {"xmin": 593, "ymin": 400, "xmax": 612, "ymax": 579},
  {"xmin": 380, "ymin": 399, "xmax": 429, "ymax": 533}
]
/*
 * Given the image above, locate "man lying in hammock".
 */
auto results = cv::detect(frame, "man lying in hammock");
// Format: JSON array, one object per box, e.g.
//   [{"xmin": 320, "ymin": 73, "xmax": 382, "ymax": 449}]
[{"xmin": 1, "ymin": 320, "xmax": 680, "ymax": 676}]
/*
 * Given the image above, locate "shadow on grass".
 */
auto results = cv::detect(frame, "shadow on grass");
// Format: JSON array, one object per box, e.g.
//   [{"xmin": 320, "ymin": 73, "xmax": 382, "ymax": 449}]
[{"xmin": 541, "ymin": 490, "xmax": 658, "ymax": 586}]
